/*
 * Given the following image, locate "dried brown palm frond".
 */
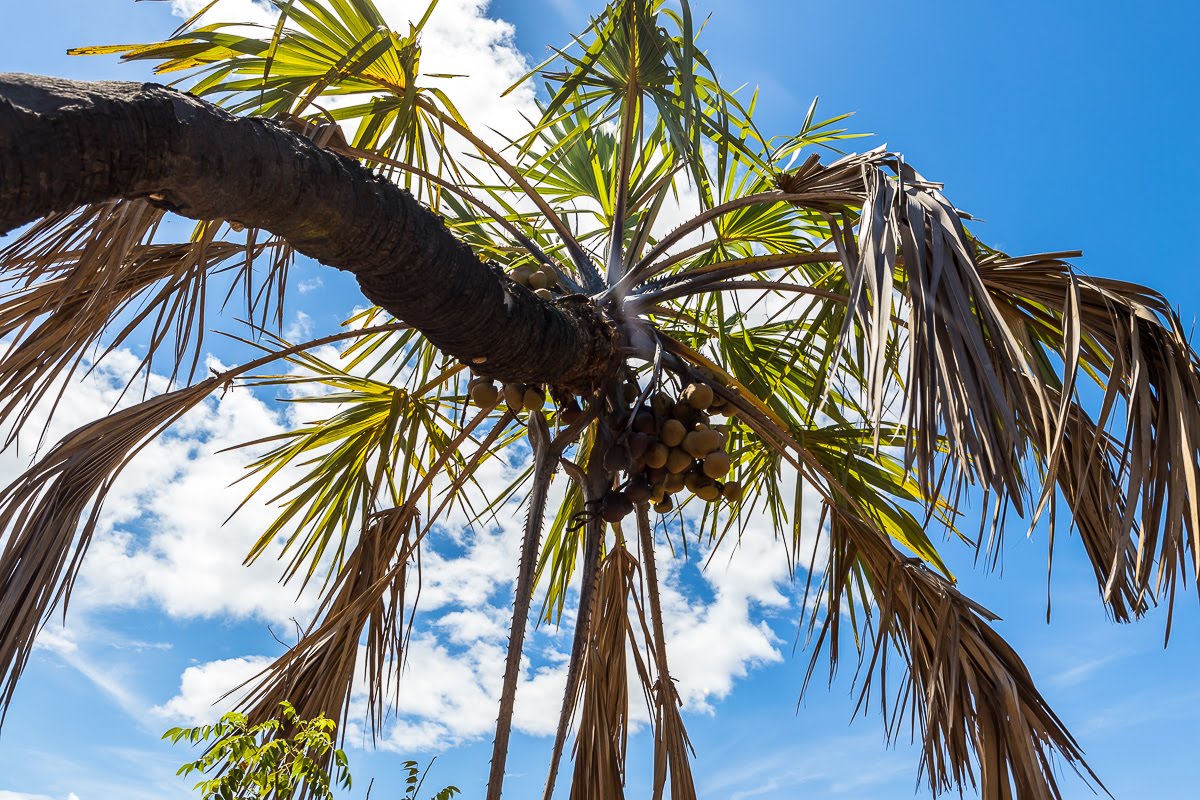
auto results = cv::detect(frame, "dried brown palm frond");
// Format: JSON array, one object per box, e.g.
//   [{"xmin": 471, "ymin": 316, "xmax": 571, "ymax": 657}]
[
  {"xmin": 770, "ymin": 152, "xmax": 1049, "ymax": 516},
  {"xmin": 237, "ymin": 506, "xmax": 416, "ymax": 737},
  {"xmin": 648, "ymin": 672, "xmax": 695, "ymax": 800},
  {"xmin": 981, "ymin": 253, "xmax": 1200, "ymax": 622},
  {"xmin": 235, "ymin": 401, "xmax": 502, "ymax": 742},
  {"xmin": 568, "ymin": 544, "xmax": 642, "ymax": 800},
  {"xmin": 860, "ymin": 161, "xmax": 1032, "ymax": 507},
  {"xmin": 636, "ymin": 505, "xmax": 696, "ymax": 800},
  {"xmin": 774, "ymin": 151, "xmax": 1200, "ymax": 634},
  {"xmin": 0, "ymin": 375, "xmax": 220, "ymax": 722},
  {"xmin": 0, "ymin": 322, "xmax": 410, "ymax": 728},
  {"xmin": 542, "ymin": 428, "xmax": 617, "ymax": 800},
  {"xmin": 0, "ymin": 199, "xmax": 294, "ymax": 437},
  {"xmin": 812, "ymin": 507, "xmax": 1102, "ymax": 800},
  {"xmin": 772, "ymin": 149, "xmax": 1200, "ymax": 626},
  {"xmin": 542, "ymin": 502, "xmax": 606, "ymax": 800}
]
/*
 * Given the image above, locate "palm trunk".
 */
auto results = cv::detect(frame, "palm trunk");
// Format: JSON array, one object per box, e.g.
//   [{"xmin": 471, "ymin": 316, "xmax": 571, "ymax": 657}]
[{"xmin": 0, "ymin": 74, "xmax": 616, "ymax": 392}]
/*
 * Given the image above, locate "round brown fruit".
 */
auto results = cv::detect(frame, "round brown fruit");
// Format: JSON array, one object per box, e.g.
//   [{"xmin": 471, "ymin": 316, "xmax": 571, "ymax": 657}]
[
  {"xmin": 721, "ymin": 480, "xmax": 744, "ymax": 502},
  {"xmin": 534, "ymin": 288, "xmax": 554, "ymax": 301},
  {"xmin": 538, "ymin": 265, "xmax": 559, "ymax": 286},
  {"xmin": 469, "ymin": 381, "xmax": 500, "ymax": 407},
  {"xmin": 653, "ymin": 496, "xmax": 674, "ymax": 514},
  {"xmin": 651, "ymin": 391, "xmax": 673, "ymax": 416},
  {"xmin": 633, "ymin": 409, "xmax": 657, "ymax": 435},
  {"xmin": 696, "ymin": 483, "xmax": 721, "ymax": 502},
  {"xmin": 503, "ymin": 382, "xmax": 526, "ymax": 412},
  {"xmin": 683, "ymin": 428, "xmax": 722, "ymax": 459},
  {"xmin": 644, "ymin": 443, "xmax": 669, "ymax": 470},
  {"xmin": 605, "ymin": 446, "xmax": 633, "ymax": 474},
  {"xmin": 666, "ymin": 447, "xmax": 693, "ymax": 474},
  {"xmin": 601, "ymin": 491, "xmax": 634, "ymax": 523},
  {"xmin": 628, "ymin": 432, "xmax": 651, "ymax": 460},
  {"xmin": 684, "ymin": 382, "xmax": 714, "ymax": 410},
  {"xmin": 626, "ymin": 477, "xmax": 653, "ymax": 504},
  {"xmin": 528, "ymin": 270, "xmax": 551, "ymax": 290},
  {"xmin": 702, "ymin": 451, "xmax": 731, "ymax": 480},
  {"xmin": 511, "ymin": 266, "xmax": 534, "ymax": 286},
  {"xmin": 660, "ymin": 419, "xmax": 686, "ymax": 447},
  {"xmin": 523, "ymin": 386, "xmax": 546, "ymax": 411},
  {"xmin": 664, "ymin": 473, "xmax": 686, "ymax": 493}
]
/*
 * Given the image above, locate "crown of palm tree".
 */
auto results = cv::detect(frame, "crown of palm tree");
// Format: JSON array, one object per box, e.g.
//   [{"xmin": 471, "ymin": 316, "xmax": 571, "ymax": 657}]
[{"xmin": 1, "ymin": 1, "xmax": 1198, "ymax": 799}]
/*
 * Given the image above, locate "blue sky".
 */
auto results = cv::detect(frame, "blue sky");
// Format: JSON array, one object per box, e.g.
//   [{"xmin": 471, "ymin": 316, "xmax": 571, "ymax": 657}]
[{"xmin": 2, "ymin": 1, "xmax": 1200, "ymax": 799}]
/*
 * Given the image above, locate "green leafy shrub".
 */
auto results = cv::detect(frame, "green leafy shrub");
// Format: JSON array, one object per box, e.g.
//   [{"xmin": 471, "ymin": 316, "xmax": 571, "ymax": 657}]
[{"xmin": 163, "ymin": 701, "xmax": 351, "ymax": 800}]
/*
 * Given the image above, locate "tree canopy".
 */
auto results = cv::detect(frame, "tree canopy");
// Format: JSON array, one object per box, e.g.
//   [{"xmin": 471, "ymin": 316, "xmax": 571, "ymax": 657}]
[{"xmin": 1, "ymin": 1, "xmax": 1198, "ymax": 798}]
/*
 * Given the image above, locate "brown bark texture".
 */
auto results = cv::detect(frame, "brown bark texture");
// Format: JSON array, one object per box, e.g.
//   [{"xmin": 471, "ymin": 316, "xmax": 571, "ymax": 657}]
[{"xmin": 0, "ymin": 74, "xmax": 617, "ymax": 392}]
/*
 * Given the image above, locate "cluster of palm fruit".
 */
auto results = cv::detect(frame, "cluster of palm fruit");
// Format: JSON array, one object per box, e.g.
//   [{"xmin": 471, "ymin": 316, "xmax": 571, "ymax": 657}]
[
  {"xmin": 468, "ymin": 376, "xmax": 549, "ymax": 412},
  {"xmin": 598, "ymin": 379, "xmax": 743, "ymax": 522},
  {"xmin": 467, "ymin": 375, "xmax": 546, "ymax": 413},
  {"xmin": 507, "ymin": 263, "xmax": 560, "ymax": 300},
  {"xmin": 467, "ymin": 369, "xmax": 743, "ymax": 522}
]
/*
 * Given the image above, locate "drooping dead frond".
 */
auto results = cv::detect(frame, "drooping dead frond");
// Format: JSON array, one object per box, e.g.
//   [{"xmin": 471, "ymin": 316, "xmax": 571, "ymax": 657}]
[
  {"xmin": 636, "ymin": 505, "xmax": 696, "ymax": 800},
  {"xmin": 0, "ymin": 375, "xmax": 220, "ymax": 721},
  {"xmin": 542, "ymin": 517, "xmax": 602, "ymax": 798},
  {"xmin": 981, "ymin": 253, "xmax": 1200, "ymax": 622},
  {"xmin": 813, "ymin": 509, "xmax": 1103, "ymax": 800},
  {"xmin": 237, "ymin": 507, "xmax": 416, "ymax": 738},
  {"xmin": 824, "ymin": 153, "xmax": 1037, "ymax": 509},
  {"xmin": 775, "ymin": 152, "xmax": 1200, "ymax": 631},
  {"xmin": 0, "ymin": 323, "xmax": 413, "ymax": 729},
  {"xmin": 0, "ymin": 199, "xmax": 270, "ymax": 436},
  {"xmin": 569, "ymin": 544, "xmax": 640, "ymax": 800}
]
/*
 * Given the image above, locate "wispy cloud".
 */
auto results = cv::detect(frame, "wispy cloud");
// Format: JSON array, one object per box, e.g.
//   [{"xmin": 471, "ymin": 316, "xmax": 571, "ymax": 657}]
[{"xmin": 702, "ymin": 732, "xmax": 913, "ymax": 799}]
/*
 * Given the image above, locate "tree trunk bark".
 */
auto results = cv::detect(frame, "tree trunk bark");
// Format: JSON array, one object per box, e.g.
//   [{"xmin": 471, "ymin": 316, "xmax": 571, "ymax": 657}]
[{"xmin": 0, "ymin": 74, "xmax": 617, "ymax": 392}]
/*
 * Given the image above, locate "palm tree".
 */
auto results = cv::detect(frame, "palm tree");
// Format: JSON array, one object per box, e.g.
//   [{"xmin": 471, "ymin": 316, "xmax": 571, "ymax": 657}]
[{"xmin": 0, "ymin": 1, "xmax": 1197, "ymax": 798}]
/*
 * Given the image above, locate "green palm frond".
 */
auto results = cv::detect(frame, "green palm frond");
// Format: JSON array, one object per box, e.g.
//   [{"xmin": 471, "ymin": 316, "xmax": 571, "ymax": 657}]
[
  {"xmin": 230, "ymin": 338, "xmax": 466, "ymax": 588},
  {"xmin": 74, "ymin": 0, "xmax": 464, "ymax": 204}
]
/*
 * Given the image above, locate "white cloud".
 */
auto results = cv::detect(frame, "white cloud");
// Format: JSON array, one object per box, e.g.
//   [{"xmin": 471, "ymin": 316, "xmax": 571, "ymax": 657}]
[
  {"xmin": 169, "ymin": 0, "xmax": 275, "ymax": 27},
  {"xmin": 284, "ymin": 310, "xmax": 314, "ymax": 342},
  {"xmin": 152, "ymin": 655, "xmax": 276, "ymax": 725},
  {"xmin": 150, "ymin": 471, "xmax": 825, "ymax": 750},
  {"xmin": 71, "ymin": 372, "xmax": 327, "ymax": 627},
  {"xmin": 171, "ymin": 0, "xmax": 539, "ymax": 148}
]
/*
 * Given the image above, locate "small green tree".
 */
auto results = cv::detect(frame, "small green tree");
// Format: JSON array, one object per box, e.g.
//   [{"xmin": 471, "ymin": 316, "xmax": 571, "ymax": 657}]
[
  {"xmin": 396, "ymin": 760, "xmax": 460, "ymax": 800},
  {"xmin": 163, "ymin": 701, "xmax": 352, "ymax": 800},
  {"xmin": 162, "ymin": 703, "xmax": 460, "ymax": 800}
]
